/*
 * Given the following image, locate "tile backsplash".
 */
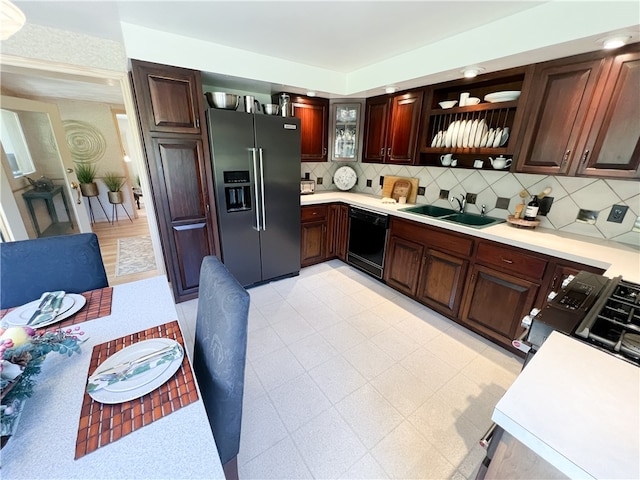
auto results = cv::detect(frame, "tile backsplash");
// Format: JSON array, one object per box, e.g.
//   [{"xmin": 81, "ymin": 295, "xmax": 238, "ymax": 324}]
[{"xmin": 302, "ymin": 162, "xmax": 640, "ymax": 248}]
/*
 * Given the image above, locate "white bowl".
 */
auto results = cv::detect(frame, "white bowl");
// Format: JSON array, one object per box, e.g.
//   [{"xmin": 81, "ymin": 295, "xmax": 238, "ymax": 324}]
[
  {"xmin": 484, "ymin": 91, "xmax": 521, "ymax": 103},
  {"xmin": 465, "ymin": 97, "xmax": 481, "ymax": 106},
  {"xmin": 439, "ymin": 100, "xmax": 458, "ymax": 109}
]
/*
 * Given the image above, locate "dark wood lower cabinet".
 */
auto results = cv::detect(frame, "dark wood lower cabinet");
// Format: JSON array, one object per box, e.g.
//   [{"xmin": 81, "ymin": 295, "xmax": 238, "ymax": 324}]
[
  {"xmin": 383, "ymin": 235, "xmax": 424, "ymax": 296},
  {"xmin": 461, "ymin": 265, "xmax": 539, "ymax": 346},
  {"xmin": 328, "ymin": 203, "xmax": 349, "ymax": 261},
  {"xmin": 301, "ymin": 221, "xmax": 326, "ymax": 266},
  {"xmin": 417, "ymin": 249, "xmax": 468, "ymax": 318}
]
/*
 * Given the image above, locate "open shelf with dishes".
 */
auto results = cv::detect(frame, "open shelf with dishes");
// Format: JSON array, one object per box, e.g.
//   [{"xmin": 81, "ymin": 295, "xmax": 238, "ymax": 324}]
[{"xmin": 417, "ymin": 67, "xmax": 533, "ymax": 170}]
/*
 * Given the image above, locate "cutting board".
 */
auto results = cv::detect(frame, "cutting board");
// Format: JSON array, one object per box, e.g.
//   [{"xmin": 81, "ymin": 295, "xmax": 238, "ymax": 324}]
[{"xmin": 381, "ymin": 176, "xmax": 419, "ymax": 204}]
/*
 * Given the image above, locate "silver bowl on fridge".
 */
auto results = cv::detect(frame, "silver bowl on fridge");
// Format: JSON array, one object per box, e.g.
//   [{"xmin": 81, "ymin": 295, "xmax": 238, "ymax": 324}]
[
  {"xmin": 262, "ymin": 104, "xmax": 280, "ymax": 115},
  {"xmin": 205, "ymin": 92, "xmax": 239, "ymax": 110}
]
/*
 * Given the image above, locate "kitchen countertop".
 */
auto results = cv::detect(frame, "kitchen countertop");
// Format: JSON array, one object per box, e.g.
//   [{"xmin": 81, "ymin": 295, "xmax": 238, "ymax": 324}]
[
  {"xmin": 301, "ymin": 192, "xmax": 640, "ymax": 283},
  {"xmin": 491, "ymin": 331, "xmax": 639, "ymax": 479}
]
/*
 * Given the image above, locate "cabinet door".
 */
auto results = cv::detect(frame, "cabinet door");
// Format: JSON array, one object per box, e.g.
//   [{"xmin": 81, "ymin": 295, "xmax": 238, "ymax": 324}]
[
  {"xmin": 151, "ymin": 138, "xmax": 216, "ymax": 296},
  {"xmin": 327, "ymin": 203, "xmax": 349, "ymax": 260},
  {"xmin": 293, "ymin": 96, "xmax": 329, "ymax": 162},
  {"xmin": 383, "ymin": 235, "xmax": 424, "ymax": 297},
  {"xmin": 577, "ymin": 49, "xmax": 640, "ymax": 178},
  {"xmin": 387, "ymin": 90, "xmax": 424, "ymax": 164},
  {"xmin": 461, "ymin": 264, "xmax": 539, "ymax": 347},
  {"xmin": 416, "ymin": 249, "xmax": 468, "ymax": 317},
  {"xmin": 130, "ymin": 59, "xmax": 203, "ymax": 135},
  {"xmin": 516, "ymin": 58, "xmax": 606, "ymax": 174},
  {"xmin": 362, "ymin": 96, "xmax": 390, "ymax": 163},
  {"xmin": 301, "ymin": 221, "xmax": 327, "ymax": 266}
]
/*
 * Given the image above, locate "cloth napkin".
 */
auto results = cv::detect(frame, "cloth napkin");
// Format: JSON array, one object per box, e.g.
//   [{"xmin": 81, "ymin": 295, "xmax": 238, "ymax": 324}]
[{"xmin": 87, "ymin": 343, "xmax": 183, "ymax": 393}]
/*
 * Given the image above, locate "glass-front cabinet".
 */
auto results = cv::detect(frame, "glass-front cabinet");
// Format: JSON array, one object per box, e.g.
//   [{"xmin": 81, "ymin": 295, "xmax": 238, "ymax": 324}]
[{"xmin": 330, "ymin": 101, "xmax": 364, "ymax": 161}]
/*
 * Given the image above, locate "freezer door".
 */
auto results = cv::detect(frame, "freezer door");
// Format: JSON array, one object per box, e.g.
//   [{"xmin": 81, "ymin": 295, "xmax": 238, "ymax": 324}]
[
  {"xmin": 207, "ymin": 109, "xmax": 262, "ymax": 286},
  {"xmin": 254, "ymin": 115, "xmax": 301, "ymax": 281}
]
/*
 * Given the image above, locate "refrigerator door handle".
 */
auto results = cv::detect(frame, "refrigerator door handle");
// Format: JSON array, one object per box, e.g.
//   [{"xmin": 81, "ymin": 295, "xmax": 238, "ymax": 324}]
[
  {"xmin": 258, "ymin": 147, "xmax": 267, "ymax": 231},
  {"xmin": 251, "ymin": 148, "xmax": 261, "ymax": 231}
]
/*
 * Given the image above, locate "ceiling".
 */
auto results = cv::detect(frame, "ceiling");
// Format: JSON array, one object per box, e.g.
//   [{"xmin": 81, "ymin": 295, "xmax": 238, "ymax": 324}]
[{"xmin": 2, "ymin": 1, "xmax": 639, "ymax": 104}]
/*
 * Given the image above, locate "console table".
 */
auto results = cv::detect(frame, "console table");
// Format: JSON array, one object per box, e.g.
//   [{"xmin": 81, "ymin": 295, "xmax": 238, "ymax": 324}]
[{"xmin": 22, "ymin": 185, "xmax": 73, "ymax": 237}]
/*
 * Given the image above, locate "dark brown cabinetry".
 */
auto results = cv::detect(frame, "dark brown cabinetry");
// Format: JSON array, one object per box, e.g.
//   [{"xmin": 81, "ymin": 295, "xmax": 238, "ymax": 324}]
[
  {"xmin": 460, "ymin": 240, "xmax": 547, "ymax": 347},
  {"xmin": 461, "ymin": 264, "xmax": 539, "ymax": 346},
  {"xmin": 301, "ymin": 205, "xmax": 328, "ymax": 266},
  {"xmin": 290, "ymin": 95, "xmax": 329, "ymax": 162},
  {"xmin": 516, "ymin": 44, "xmax": 640, "ymax": 178},
  {"xmin": 328, "ymin": 203, "xmax": 349, "ymax": 261},
  {"xmin": 577, "ymin": 49, "xmax": 640, "ymax": 178},
  {"xmin": 384, "ymin": 217, "xmax": 472, "ymax": 317},
  {"xmin": 363, "ymin": 90, "xmax": 424, "ymax": 164},
  {"xmin": 130, "ymin": 60, "xmax": 220, "ymax": 302},
  {"xmin": 417, "ymin": 67, "xmax": 532, "ymax": 170}
]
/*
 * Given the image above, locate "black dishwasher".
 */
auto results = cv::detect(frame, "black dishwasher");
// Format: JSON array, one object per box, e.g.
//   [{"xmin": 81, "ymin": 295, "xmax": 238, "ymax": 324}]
[{"xmin": 347, "ymin": 206, "xmax": 389, "ymax": 279}]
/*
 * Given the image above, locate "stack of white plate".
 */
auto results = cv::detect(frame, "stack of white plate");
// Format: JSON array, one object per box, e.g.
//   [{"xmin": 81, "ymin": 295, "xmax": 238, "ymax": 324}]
[
  {"xmin": 432, "ymin": 121, "xmax": 509, "ymax": 149},
  {"xmin": 484, "ymin": 91, "xmax": 521, "ymax": 103}
]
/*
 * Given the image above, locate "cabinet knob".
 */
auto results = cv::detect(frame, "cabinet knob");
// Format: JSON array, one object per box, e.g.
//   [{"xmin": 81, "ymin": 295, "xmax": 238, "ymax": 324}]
[
  {"xmin": 561, "ymin": 150, "xmax": 571, "ymax": 168},
  {"xmin": 380, "ymin": 148, "xmax": 385, "ymax": 156},
  {"xmin": 323, "ymin": 148, "xmax": 327, "ymax": 156},
  {"xmin": 387, "ymin": 147, "xmax": 391, "ymax": 157},
  {"xmin": 501, "ymin": 257, "xmax": 514, "ymax": 264},
  {"xmin": 581, "ymin": 150, "xmax": 590, "ymax": 165}
]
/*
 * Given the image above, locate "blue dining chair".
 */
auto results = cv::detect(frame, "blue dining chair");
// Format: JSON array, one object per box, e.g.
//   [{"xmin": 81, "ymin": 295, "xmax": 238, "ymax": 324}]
[
  {"xmin": 0, "ymin": 233, "xmax": 109, "ymax": 309},
  {"xmin": 193, "ymin": 256, "xmax": 250, "ymax": 480}
]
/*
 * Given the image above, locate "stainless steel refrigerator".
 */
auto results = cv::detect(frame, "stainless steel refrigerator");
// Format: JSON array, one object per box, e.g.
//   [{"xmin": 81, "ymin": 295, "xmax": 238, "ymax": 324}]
[{"xmin": 206, "ymin": 108, "xmax": 301, "ymax": 287}]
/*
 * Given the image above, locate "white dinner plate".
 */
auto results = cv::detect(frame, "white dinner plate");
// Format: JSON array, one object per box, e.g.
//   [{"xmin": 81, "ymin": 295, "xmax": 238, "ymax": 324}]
[
  {"xmin": 444, "ymin": 122, "xmax": 455, "ymax": 148},
  {"xmin": 467, "ymin": 120, "xmax": 478, "ymax": 148},
  {"xmin": 485, "ymin": 128, "xmax": 496, "ymax": 149},
  {"xmin": 431, "ymin": 130, "xmax": 443, "ymax": 148},
  {"xmin": 455, "ymin": 120, "xmax": 466, "ymax": 148},
  {"xmin": 492, "ymin": 127, "xmax": 503, "ymax": 148},
  {"xmin": 3, "ymin": 294, "xmax": 86, "ymax": 328},
  {"xmin": 462, "ymin": 120, "xmax": 473, "ymax": 148},
  {"xmin": 474, "ymin": 120, "xmax": 487, "ymax": 148},
  {"xmin": 499, "ymin": 127, "xmax": 510, "ymax": 147},
  {"xmin": 88, "ymin": 338, "xmax": 184, "ymax": 404}
]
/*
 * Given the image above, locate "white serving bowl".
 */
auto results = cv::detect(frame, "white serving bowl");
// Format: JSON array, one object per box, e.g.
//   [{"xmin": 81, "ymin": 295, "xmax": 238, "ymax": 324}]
[{"xmin": 439, "ymin": 100, "xmax": 458, "ymax": 109}]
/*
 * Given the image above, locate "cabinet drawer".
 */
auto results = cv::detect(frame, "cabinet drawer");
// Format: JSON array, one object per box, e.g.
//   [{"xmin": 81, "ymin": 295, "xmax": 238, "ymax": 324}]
[
  {"xmin": 390, "ymin": 218, "xmax": 473, "ymax": 257},
  {"xmin": 301, "ymin": 205, "xmax": 328, "ymax": 222},
  {"xmin": 476, "ymin": 241, "xmax": 547, "ymax": 279}
]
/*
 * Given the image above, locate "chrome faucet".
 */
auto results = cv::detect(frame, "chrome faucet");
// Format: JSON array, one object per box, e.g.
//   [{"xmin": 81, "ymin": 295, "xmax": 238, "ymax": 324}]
[
  {"xmin": 481, "ymin": 204, "xmax": 486, "ymax": 216},
  {"xmin": 450, "ymin": 194, "xmax": 466, "ymax": 213}
]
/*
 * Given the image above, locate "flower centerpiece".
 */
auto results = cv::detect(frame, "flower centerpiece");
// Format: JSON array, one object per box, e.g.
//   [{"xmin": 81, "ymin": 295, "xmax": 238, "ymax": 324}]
[{"xmin": 1, "ymin": 326, "xmax": 84, "ymax": 446}]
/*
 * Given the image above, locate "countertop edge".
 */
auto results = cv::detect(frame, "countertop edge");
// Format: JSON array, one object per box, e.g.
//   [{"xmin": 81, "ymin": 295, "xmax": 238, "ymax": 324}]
[{"xmin": 301, "ymin": 192, "xmax": 640, "ymax": 282}]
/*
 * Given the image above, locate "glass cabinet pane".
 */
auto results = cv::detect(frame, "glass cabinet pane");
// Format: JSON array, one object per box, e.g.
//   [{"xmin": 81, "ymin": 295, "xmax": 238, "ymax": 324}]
[{"xmin": 331, "ymin": 103, "xmax": 361, "ymax": 161}]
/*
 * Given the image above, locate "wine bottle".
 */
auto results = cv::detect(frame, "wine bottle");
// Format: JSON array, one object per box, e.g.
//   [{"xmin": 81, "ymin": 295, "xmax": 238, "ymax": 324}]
[{"xmin": 524, "ymin": 195, "xmax": 539, "ymax": 221}]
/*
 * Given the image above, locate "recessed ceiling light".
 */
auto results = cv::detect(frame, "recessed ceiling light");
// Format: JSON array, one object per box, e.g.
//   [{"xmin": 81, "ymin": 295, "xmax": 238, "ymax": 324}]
[
  {"xmin": 384, "ymin": 86, "xmax": 397, "ymax": 94},
  {"xmin": 462, "ymin": 67, "xmax": 484, "ymax": 79},
  {"xmin": 603, "ymin": 36, "xmax": 630, "ymax": 50},
  {"xmin": 306, "ymin": 91, "xmax": 317, "ymax": 97}
]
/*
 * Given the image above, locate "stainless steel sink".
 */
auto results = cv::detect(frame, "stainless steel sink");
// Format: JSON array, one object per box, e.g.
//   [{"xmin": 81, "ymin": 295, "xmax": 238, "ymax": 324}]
[
  {"xmin": 400, "ymin": 205, "xmax": 457, "ymax": 217},
  {"xmin": 440, "ymin": 213, "xmax": 505, "ymax": 228},
  {"xmin": 399, "ymin": 204, "xmax": 505, "ymax": 229}
]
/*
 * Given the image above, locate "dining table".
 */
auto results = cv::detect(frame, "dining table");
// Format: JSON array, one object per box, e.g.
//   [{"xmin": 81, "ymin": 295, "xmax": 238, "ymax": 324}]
[{"xmin": 1, "ymin": 275, "xmax": 225, "ymax": 480}]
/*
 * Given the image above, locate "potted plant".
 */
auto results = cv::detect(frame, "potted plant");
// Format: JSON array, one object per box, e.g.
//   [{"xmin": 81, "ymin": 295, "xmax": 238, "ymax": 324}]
[
  {"xmin": 102, "ymin": 172, "xmax": 126, "ymax": 204},
  {"xmin": 75, "ymin": 162, "xmax": 99, "ymax": 197}
]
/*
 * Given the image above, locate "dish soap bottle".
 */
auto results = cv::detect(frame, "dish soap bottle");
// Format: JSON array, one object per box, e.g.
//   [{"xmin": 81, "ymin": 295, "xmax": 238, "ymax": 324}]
[{"xmin": 524, "ymin": 195, "xmax": 539, "ymax": 221}]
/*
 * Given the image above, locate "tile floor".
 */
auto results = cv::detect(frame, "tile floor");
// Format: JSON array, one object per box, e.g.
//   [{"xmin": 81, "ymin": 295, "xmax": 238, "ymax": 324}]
[{"xmin": 175, "ymin": 260, "xmax": 523, "ymax": 480}]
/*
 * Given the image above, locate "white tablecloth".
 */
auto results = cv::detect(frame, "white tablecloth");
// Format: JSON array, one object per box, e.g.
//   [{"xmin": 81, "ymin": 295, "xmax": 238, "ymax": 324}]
[{"xmin": 2, "ymin": 276, "xmax": 225, "ymax": 480}]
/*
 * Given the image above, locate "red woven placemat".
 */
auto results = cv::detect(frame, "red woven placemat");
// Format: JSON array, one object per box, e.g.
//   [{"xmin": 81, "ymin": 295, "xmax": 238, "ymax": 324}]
[
  {"xmin": 0, "ymin": 287, "xmax": 113, "ymax": 329},
  {"xmin": 74, "ymin": 320, "xmax": 198, "ymax": 459}
]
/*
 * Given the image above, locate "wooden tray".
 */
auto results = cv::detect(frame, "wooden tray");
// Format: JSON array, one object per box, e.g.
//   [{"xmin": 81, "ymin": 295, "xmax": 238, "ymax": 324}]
[
  {"xmin": 381, "ymin": 176, "xmax": 419, "ymax": 204},
  {"xmin": 507, "ymin": 215, "xmax": 540, "ymax": 228}
]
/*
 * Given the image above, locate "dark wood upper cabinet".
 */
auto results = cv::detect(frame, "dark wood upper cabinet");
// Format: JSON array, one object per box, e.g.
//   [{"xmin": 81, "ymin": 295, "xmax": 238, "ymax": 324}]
[
  {"xmin": 576, "ymin": 49, "xmax": 640, "ymax": 178},
  {"xmin": 363, "ymin": 90, "xmax": 423, "ymax": 164},
  {"xmin": 515, "ymin": 44, "xmax": 640, "ymax": 178},
  {"xmin": 131, "ymin": 61, "xmax": 202, "ymax": 134},
  {"xmin": 130, "ymin": 59, "xmax": 220, "ymax": 302},
  {"xmin": 290, "ymin": 95, "xmax": 329, "ymax": 162},
  {"xmin": 362, "ymin": 96, "xmax": 389, "ymax": 163}
]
